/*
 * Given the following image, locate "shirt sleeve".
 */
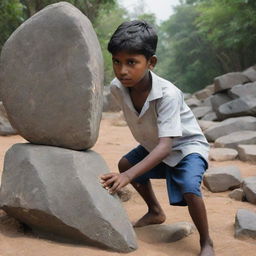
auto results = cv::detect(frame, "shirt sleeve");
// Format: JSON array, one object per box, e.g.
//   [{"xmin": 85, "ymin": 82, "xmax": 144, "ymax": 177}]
[{"xmin": 156, "ymin": 92, "xmax": 182, "ymax": 138}]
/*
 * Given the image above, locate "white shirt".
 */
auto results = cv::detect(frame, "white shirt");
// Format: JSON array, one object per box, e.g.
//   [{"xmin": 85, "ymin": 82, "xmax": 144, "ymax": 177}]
[{"xmin": 110, "ymin": 71, "xmax": 209, "ymax": 167}]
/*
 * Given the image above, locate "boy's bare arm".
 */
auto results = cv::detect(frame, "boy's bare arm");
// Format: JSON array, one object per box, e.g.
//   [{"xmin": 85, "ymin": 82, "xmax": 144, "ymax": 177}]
[{"xmin": 100, "ymin": 137, "xmax": 172, "ymax": 194}]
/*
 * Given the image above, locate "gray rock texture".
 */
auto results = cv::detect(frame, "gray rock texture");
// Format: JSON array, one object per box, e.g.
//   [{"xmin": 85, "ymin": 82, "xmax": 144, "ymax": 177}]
[
  {"xmin": 242, "ymin": 176, "xmax": 256, "ymax": 204},
  {"xmin": 197, "ymin": 120, "xmax": 218, "ymax": 132},
  {"xmin": 0, "ymin": 102, "xmax": 17, "ymax": 136},
  {"xmin": 228, "ymin": 82, "xmax": 256, "ymax": 99},
  {"xmin": 211, "ymin": 92, "xmax": 233, "ymax": 114},
  {"xmin": 235, "ymin": 209, "xmax": 256, "ymax": 239},
  {"xmin": 203, "ymin": 166, "xmax": 242, "ymax": 192},
  {"xmin": 214, "ymin": 72, "xmax": 249, "ymax": 92},
  {"xmin": 209, "ymin": 148, "xmax": 238, "ymax": 161},
  {"xmin": 201, "ymin": 112, "xmax": 217, "ymax": 121},
  {"xmin": 214, "ymin": 131, "xmax": 256, "ymax": 149},
  {"xmin": 194, "ymin": 85, "xmax": 214, "ymax": 100},
  {"xmin": 0, "ymin": 143, "xmax": 137, "ymax": 252},
  {"xmin": 135, "ymin": 222, "xmax": 194, "ymax": 243},
  {"xmin": 103, "ymin": 85, "xmax": 120, "ymax": 112},
  {"xmin": 0, "ymin": 2, "xmax": 104, "ymax": 150},
  {"xmin": 218, "ymin": 96, "xmax": 256, "ymax": 119},
  {"xmin": 243, "ymin": 66, "xmax": 256, "ymax": 82},
  {"xmin": 204, "ymin": 116, "xmax": 256, "ymax": 142},
  {"xmin": 237, "ymin": 144, "xmax": 256, "ymax": 164},
  {"xmin": 229, "ymin": 188, "xmax": 245, "ymax": 201},
  {"xmin": 192, "ymin": 106, "xmax": 212, "ymax": 119},
  {"xmin": 185, "ymin": 97, "xmax": 201, "ymax": 108}
]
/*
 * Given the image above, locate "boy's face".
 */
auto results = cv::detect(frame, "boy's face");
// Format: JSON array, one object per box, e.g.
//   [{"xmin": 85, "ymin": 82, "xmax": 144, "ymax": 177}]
[{"xmin": 112, "ymin": 51, "xmax": 156, "ymax": 88}]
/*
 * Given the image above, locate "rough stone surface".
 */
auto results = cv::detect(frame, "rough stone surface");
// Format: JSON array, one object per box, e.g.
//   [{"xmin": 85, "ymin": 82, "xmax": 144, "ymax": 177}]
[
  {"xmin": 192, "ymin": 106, "xmax": 212, "ymax": 119},
  {"xmin": 229, "ymin": 188, "xmax": 245, "ymax": 201},
  {"xmin": 204, "ymin": 116, "xmax": 256, "ymax": 142},
  {"xmin": 243, "ymin": 66, "xmax": 256, "ymax": 82},
  {"xmin": 214, "ymin": 131, "xmax": 256, "ymax": 149},
  {"xmin": 0, "ymin": 143, "xmax": 137, "ymax": 252},
  {"xmin": 237, "ymin": 144, "xmax": 256, "ymax": 164},
  {"xmin": 203, "ymin": 166, "xmax": 242, "ymax": 192},
  {"xmin": 218, "ymin": 96, "xmax": 256, "ymax": 119},
  {"xmin": 242, "ymin": 176, "xmax": 256, "ymax": 204},
  {"xmin": 0, "ymin": 102, "xmax": 17, "ymax": 136},
  {"xmin": 135, "ymin": 222, "xmax": 194, "ymax": 243},
  {"xmin": 209, "ymin": 148, "xmax": 238, "ymax": 161},
  {"xmin": 185, "ymin": 97, "xmax": 201, "ymax": 108},
  {"xmin": 235, "ymin": 209, "xmax": 256, "ymax": 239},
  {"xmin": 194, "ymin": 85, "xmax": 214, "ymax": 100},
  {"xmin": 197, "ymin": 120, "xmax": 218, "ymax": 131},
  {"xmin": 214, "ymin": 72, "xmax": 249, "ymax": 92},
  {"xmin": 228, "ymin": 82, "xmax": 256, "ymax": 99},
  {"xmin": 211, "ymin": 92, "xmax": 233, "ymax": 114},
  {"xmin": 103, "ymin": 85, "xmax": 120, "ymax": 112},
  {"xmin": 0, "ymin": 2, "xmax": 104, "ymax": 150},
  {"xmin": 201, "ymin": 96, "xmax": 213, "ymax": 107},
  {"xmin": 201, "ymin": 112, "xmax": 218, "ymax": 121}
]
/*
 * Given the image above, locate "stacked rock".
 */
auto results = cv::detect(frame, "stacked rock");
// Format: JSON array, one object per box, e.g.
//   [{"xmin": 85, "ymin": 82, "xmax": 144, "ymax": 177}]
[{"xmin": 0, "ymin": 2, "xmax": 137, "ymax": 253}]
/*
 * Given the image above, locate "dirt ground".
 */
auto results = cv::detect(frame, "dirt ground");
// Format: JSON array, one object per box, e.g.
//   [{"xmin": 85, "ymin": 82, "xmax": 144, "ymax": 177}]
[{"xmin": 0, "ymin": 112, "xmax": 256, "ymax": 256}]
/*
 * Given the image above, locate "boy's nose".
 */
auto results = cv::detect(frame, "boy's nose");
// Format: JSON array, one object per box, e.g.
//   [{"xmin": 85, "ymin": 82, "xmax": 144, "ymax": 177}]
[{"xmin": 120, "ymin": 65, "xmax": 128, "ymax": 75}]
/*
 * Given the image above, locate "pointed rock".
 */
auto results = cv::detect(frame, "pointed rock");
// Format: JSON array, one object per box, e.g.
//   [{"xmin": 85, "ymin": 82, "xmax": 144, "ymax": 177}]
[{"xmin": 242, "ymin": 176, "xmax": 256, "ymax": 205}]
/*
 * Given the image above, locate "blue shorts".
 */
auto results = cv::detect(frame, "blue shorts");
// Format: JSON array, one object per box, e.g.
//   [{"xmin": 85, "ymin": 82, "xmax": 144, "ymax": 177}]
[{"xmin": 124, "ymin": 145, "xmax": 208, "ymax": 206}]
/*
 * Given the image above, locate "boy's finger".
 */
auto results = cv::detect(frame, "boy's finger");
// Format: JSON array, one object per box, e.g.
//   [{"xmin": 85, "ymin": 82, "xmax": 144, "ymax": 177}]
[
  {"xmin": 102, "ymin": 176, "xmax": 117, "ymax": 188},
  {"xmin": 109, "ymin": 181, "xmax": 120, "ymax": 194},
  {"xmin": 100, "ymin": 173, "xmax": 116, "ymax": 179}
]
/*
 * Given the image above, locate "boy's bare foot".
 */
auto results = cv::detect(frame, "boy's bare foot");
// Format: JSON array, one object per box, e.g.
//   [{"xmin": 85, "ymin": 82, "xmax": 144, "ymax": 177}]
[
  {"xmin": 199, "ymin": 239, "xmax": 214, "ymax": 256},
  {"xmin": 133, "ymin": 211, "xmax": 166, "ymax": 227}
]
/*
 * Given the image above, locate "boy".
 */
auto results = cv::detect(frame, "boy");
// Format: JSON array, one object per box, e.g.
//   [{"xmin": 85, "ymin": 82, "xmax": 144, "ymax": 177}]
[{"xmin": 100, "ymin": 20, "xmax": 214, "ymax": 256}]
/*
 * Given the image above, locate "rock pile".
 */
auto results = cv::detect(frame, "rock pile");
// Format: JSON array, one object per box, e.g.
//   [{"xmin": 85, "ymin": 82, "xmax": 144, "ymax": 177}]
[
  {"xmin": 186, "ymin": 65, "xmax": 256, "ymax": 164},
  {"xmin": 0, "ymin": 2, "xmax": 137, "ymax": 252}
]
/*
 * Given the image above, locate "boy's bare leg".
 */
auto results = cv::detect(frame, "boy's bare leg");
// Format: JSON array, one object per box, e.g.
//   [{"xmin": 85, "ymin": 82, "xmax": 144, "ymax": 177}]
[
  {"xmin": 118, "ymin": 158, "xmax": 166, "ymax": 227},
  {"xmin": 184, "ymin": 193, "xmax": 214, "ymax": 256}
]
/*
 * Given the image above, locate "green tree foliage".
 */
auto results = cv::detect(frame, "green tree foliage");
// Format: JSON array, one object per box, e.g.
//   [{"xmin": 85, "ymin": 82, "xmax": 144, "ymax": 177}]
[
  {"xmin": 0, "ymin": 0, "xmax": 24, "ymax": 49},
  {"xmin": 156, "ymin": 0, "xmax": 256, "ymax": 92},
  {"xmin": 156, "ymin": 4, "xmax": 222, "ymax": 93},
  {"xmin": 196, "ymin": 0, "xmax": 256, "ymax": 71}
]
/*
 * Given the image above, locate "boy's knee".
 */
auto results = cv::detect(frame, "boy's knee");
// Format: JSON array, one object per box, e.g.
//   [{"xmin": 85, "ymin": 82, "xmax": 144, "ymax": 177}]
[{"xmin": 118, "ymin": 157, "xmax": 133, "ymax": 173}]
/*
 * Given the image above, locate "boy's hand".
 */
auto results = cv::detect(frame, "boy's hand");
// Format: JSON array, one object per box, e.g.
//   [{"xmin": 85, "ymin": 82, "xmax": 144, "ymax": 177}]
[{"xmin": 100, "ymin": 172, "xmax": 131, "ymax": 194}]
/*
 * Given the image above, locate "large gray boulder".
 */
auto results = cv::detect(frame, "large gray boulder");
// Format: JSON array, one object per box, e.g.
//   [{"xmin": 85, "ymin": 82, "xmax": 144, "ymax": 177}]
[
  {"xmin": 235, "ymin": 209, "xmax": 256, "ymax": 239},
  {"xmin": 0, "ymin": 102, "xmax": 17, "ymax": 136},
  {"xmin": 228, "ymin": 82, "xmax": 256, "ymax": 99},
  {"xmin": 218, "ymin": 96, "xmax": 256, "ymax": 119},
  {"xmin": 214, "ymin": 131, "xmax": 256, "ymax": 149},
  {"xmin": 0, "ymin": 144, "xmax": 137, "ymax": 252},
  {"xmin": 0, "ymin": 2, "xmax": 104, "ymax": 150},
  {"xmin": 214, "ymin": 72, "xmax": 249, "ymax": 92},
  {"xmin": 203, "ymin": 166, "xmax": 242, "ymax": 192},
  {"xmin": 242, "ymin": 176, "xmax": 256, "ymax": 204},
  {"xmin": 237, "ymin": 144, "xmax": 256, "ymax": 163},
  {"xmin": 204, "ymin": 116, "xmax": 256, "ymax": 142}
]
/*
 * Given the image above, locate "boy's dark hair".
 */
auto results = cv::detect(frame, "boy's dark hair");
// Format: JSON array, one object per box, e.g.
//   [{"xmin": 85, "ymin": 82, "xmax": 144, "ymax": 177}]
[{"xmin": 108, "ymin": 20, "xmax": 158, "ymax": 59}]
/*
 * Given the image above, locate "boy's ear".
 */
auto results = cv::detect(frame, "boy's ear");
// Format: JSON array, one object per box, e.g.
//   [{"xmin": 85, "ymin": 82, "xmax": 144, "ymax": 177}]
[{"xmin": 148, "ymin": 55, "xmax": 157, "ymax": 70}]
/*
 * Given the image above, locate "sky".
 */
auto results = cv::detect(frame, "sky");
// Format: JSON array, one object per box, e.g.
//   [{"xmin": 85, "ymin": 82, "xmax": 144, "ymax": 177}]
[{"xmin": 118, "ymin": 0, "xmax": 181, "ymax": 22}]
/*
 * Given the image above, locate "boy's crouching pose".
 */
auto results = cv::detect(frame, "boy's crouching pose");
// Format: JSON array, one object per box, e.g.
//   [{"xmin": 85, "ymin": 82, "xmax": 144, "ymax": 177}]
[{"xmin": 100, "ymin": 20, "xmax": 214, "ymax": 256}]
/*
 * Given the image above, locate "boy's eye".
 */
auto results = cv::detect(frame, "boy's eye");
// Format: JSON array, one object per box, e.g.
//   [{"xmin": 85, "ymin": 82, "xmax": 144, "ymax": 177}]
[{"xmin": 112, "ymin": 59, "xmax": 120, "ymax": 65}]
